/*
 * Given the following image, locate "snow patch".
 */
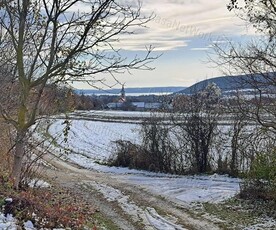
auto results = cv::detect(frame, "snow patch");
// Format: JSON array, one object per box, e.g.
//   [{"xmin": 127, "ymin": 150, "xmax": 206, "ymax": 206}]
[
  {"xmin": 0, "ymin": 213, "xmax": 17, "ymax": 230},
  {"xmin": 29, "ymin": 179, "xmax": 50, "ymax": 188},
  {"xmin": 83, "ymin": 182, "xmax": 186, "ymax": 230},
  {"xmin": 124, "ymin": 174, "xmax": 240, "ymax": 204},
  {"xmin": 24, "ymin": 220, "xmax": 35, "ymax": 230},
  {"xmin": 5, "ymin": 198, "xmax": 13, "ymax": 203},
  {"xmin": 146, "ymin": 207, "xmax": 187, "ymax": 230},
  {"xmin": 83, "ymin": 181, "xmax": 150, "ymax": 227}
]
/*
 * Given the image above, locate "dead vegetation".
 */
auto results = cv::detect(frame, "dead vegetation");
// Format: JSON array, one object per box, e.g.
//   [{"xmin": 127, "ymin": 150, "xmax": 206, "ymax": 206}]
[
  {"xmin": 0, "ymin": 184, "xmax": 97, "ymax": 229},
  {"xmin": 0, "ymin": 122, "xmax": 99, "ymax": 229}
]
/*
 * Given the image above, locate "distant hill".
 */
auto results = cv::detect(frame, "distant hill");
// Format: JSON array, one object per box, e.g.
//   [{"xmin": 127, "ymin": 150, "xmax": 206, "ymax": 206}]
[
  {"xmin": 75, "ymin": 86, "xmax": 187, "ymax": 96},
  {"xmin": 176, "ymin": 74, "xmax": 273, "ymax": 95}
]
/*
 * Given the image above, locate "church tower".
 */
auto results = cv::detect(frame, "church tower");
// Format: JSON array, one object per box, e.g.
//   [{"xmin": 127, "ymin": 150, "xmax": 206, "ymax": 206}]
[{"xmin": 119, "ymin": 84, "xmax": 126, "ymax": 102}]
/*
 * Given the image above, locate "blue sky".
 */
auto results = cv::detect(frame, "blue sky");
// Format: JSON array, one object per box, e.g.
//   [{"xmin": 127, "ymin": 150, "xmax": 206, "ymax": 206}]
[{"xmin": 73, "ymin": 0, "xmax": 256, "ymax": 89}]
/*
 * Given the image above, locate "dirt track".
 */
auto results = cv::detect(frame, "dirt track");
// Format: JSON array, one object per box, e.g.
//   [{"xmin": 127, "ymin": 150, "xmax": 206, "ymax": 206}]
[{"xmin": 42, "ymin": 153, "xmax": 221, "ymax": 230}]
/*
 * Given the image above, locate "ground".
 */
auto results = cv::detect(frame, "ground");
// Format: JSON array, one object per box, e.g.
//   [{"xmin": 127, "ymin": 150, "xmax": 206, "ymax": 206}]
[
  {"xmin": 42, "ymin": 151, "xmax": 221, "ymax": 230},
  {"xmin": 41, "ymin": 149, "xmax": 276, "ymax": 230}
]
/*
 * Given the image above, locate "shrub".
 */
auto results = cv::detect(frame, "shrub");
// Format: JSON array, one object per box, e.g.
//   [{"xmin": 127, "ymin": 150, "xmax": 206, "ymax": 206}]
[
  {"xmin": 240, "ymin": 149, "xmax": 276, "ymax": 201},
  {"xmin": 250, "ymin": 152, "xmax": 276, "ymax": 182},
  {"xmin": 109, "ymin": 140, "xmax": 153, "ymax": 171}
]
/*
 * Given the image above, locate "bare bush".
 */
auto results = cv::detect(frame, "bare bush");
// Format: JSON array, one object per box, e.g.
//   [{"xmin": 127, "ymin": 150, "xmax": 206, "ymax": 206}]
[
  {"xmin": 110, "ymin": 113, "xmax": 183, "ymax": 174},
  {"xmin": 172, "ymin": 83, "xmax": 222, "ymax": 173},
  {"xmin": 109, "ymin": 140, "xmax": 144, "ymax": 169},
  {"xmin": 139, "ymin": 115, "xmax": 180, "ymax": 173}
]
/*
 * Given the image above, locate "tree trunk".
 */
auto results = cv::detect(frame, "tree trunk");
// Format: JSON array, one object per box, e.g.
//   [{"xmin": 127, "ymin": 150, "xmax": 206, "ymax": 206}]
[
  {"xmin": 11, "ymin": 131, "xmax": 25, "ymax": 189},
  {"xmin": 231, "ymin": 141, "xmax": 238, "ymax": 175}
]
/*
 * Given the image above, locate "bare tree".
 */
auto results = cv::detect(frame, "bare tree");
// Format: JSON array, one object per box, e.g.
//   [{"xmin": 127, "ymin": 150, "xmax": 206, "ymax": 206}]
[
  {"xmin": 173, "ymin": 83, "xmax": 222, "ymax": 173},
  {"xmin": 0, "ymin": 0, "xmax": 156, "ymax": 188},
  {"xmin": 212, "ymin": 0, "xmax": 276, "ymax": 199},
  {"xmin": 140, "ymin": 113, "xmax": 178, "ymax": 173},
  {"xmin": 212, "ymin": 0, "xmax": 276, "ymax": 132}
]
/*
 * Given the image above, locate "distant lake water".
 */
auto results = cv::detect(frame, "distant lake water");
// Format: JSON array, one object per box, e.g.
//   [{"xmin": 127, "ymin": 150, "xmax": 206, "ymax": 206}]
[{"xmin": 75, "ymin": 87, "xmax": 186, "ymax": 96}]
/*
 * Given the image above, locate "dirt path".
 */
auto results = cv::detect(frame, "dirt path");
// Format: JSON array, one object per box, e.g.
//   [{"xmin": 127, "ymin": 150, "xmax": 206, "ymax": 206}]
[{"xmin": 42, "ymin": 153, "xmax": 221, "ymax": 230}]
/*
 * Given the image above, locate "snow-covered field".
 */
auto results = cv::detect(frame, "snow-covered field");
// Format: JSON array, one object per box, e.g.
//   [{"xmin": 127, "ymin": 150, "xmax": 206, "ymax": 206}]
[
  {"xmin": 124, "ymin": 174, "xmax": 240, "ymax": 204},
  {"xmin": 72, "ymin": 110, "xmax": 155, "ymax": 119},
  {"xmin": 37, "ymin": 112, "xmax": 241, "ymax": 205},
  {"xmin": 48, "ymin": 119, "xmax": 140, "ymax": 162}
]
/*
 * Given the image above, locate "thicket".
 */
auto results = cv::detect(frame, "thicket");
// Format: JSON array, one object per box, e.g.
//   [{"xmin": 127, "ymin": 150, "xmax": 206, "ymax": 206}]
[
  {"xmin": 110, "ymin": 116, "xmax": 180, "ymax": 174},
  {"xmin": 110, "ymin": 83, "xmax": 222, "ymax": 175}
]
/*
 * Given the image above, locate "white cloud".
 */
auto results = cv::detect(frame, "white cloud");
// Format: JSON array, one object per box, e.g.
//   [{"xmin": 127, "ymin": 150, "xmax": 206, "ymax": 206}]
[
  {"xmin": 113, "ymin": 31, "xmax": 189, "ymax": 51},
  {"xmin": 112, "ymin": 0, "xmax": 252, "ymax": 51},
  {"xmin": 69, "ymin": 0, "xmax": 254, "ymax": 52}
]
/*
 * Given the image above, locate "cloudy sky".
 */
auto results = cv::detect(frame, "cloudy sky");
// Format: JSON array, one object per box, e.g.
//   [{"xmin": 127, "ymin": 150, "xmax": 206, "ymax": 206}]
[{"xmin": 74, "ymin": 0, "xmax": 255, "ymax": 89}]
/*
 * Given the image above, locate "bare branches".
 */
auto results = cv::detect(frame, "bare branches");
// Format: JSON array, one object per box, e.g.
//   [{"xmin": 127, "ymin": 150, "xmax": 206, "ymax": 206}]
[
  {"xmin": 228, "ymin": 0, "xmax": 276, "ymax": 40},
  {"xmin": 0, "ymin": 0, "xmax": 157, "ymax": 188},
  {"xmin": 211, "ymin": 0, "xmax": 276, "ymax": 133},
  {"xmin": 0, "ymin": 0, "xmax": 157, "ymax": 126}
]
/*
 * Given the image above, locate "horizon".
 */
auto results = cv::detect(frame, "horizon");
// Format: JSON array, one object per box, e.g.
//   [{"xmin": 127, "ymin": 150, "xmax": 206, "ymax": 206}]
[
  {"xmin": 73, "ymin": 72, "xmax": 245, "ymax": 91},
  {"xmin": 76, "ymin": 85, "xmax": 186, "ymax": 91}
]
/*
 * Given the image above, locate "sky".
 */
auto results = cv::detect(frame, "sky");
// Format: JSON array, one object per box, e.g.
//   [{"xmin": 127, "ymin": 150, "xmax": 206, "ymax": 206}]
[{"xmin": 73, "ymin": 0, "xmax": 255, "ymax": 89}]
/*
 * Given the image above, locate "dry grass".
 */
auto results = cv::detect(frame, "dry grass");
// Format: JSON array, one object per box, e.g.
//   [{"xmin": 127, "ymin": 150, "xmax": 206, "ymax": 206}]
[{"xmin": 0, "ymin": 185, "xmax": 97, "ymax": 229}]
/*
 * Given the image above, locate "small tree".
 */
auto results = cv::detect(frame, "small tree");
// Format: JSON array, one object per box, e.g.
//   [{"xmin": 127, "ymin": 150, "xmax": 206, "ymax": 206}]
[
  {"xmin": 0, "ymin": 0, "xmax": 156, "ymax": 189},
  {"xmin": 173, "ymin": 83, "xmax": 222, "ymax": 173}
]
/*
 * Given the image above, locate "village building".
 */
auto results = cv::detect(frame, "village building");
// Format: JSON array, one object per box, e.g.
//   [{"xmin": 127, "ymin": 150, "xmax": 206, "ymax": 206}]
[{"xmin": 106, "ymin": 85, "xmax": 165, "ymax": 111}]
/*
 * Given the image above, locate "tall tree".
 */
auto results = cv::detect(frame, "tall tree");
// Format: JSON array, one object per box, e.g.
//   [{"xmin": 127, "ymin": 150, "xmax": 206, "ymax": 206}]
[{"xmin": 0, "ymin": 0, "xmax": 156, "ymax": 188}]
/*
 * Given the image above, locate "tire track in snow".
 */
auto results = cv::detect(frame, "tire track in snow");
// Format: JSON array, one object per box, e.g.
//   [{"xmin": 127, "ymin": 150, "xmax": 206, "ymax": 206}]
[{"xmin": 82, "ymin": 181, "xmax": 187, "ymax": 230}]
